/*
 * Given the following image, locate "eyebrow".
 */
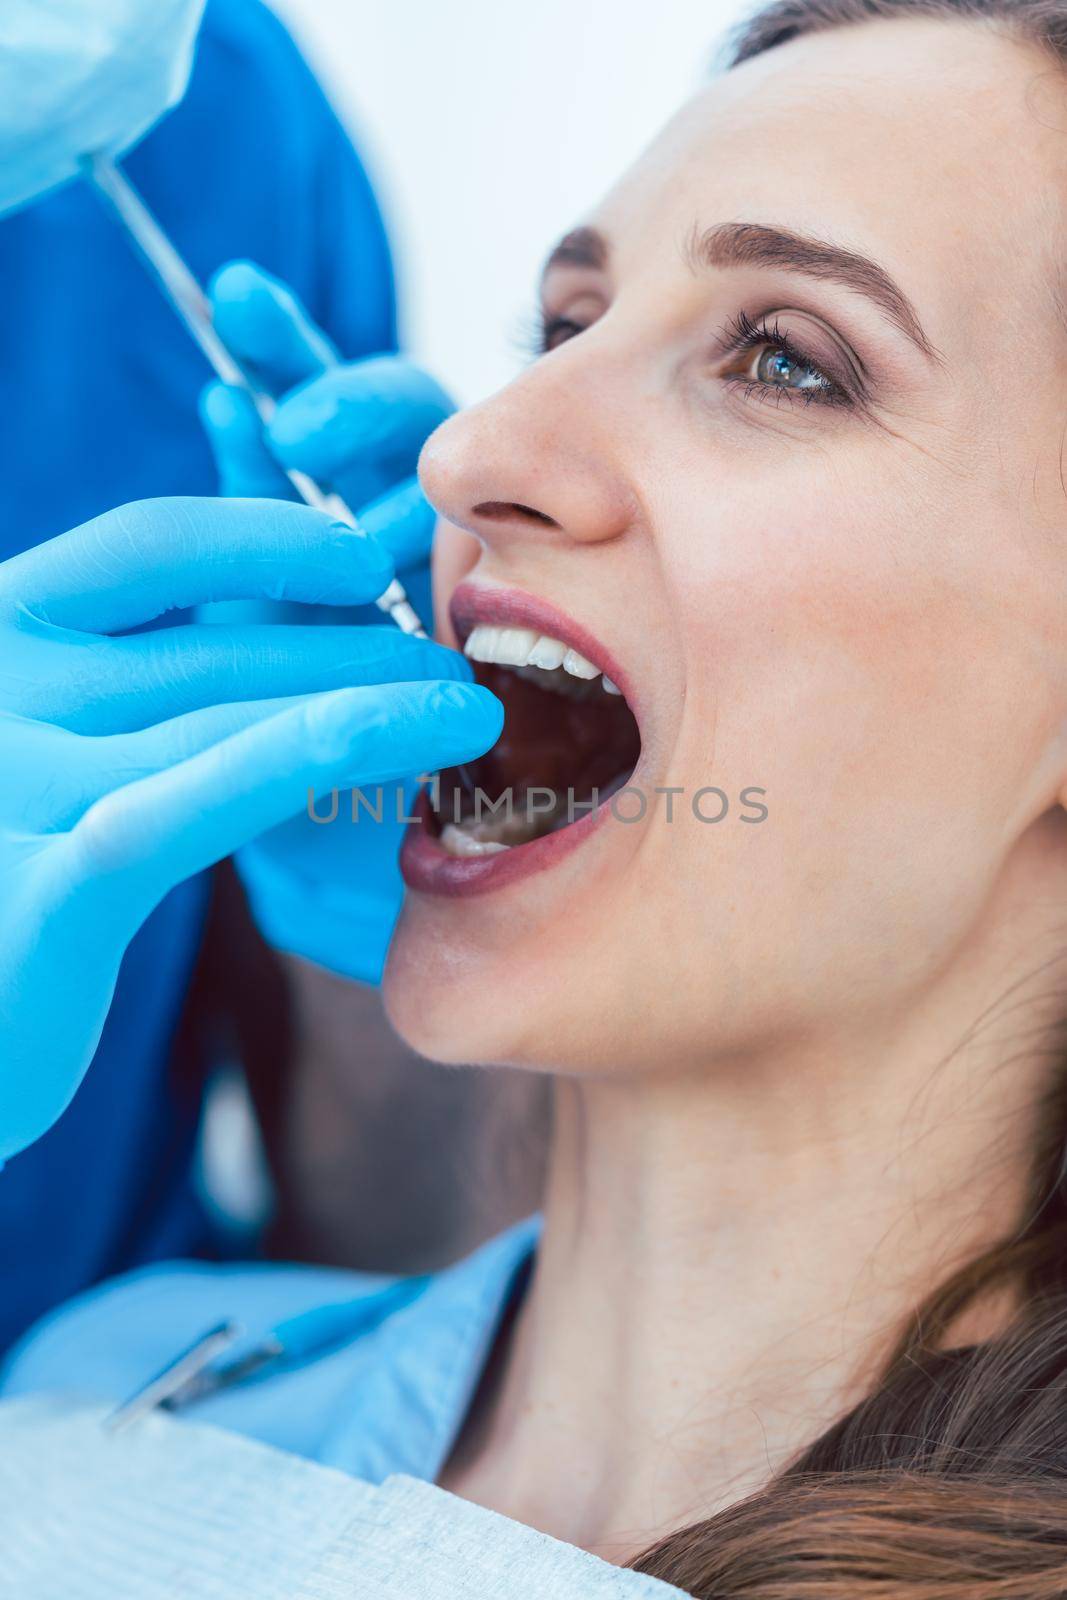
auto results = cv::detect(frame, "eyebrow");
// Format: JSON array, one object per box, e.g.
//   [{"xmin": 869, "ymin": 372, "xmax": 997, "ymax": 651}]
[
  {"xmin": 542, "ymin": 220, "xmax": 941, "ymax": 366},
  {"xmin": 689, "ymin": 221, "xmax": 941, "ymax": 364},
  {"xmin": 541, "ymin": 227, "xmax": 610, "ymax": 276}
]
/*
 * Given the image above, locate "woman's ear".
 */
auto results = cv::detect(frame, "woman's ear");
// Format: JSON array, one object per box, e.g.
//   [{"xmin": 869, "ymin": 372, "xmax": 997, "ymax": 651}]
[{"xmin": 432, "ymin": 518, "xmax": 481, "ymax": 649}]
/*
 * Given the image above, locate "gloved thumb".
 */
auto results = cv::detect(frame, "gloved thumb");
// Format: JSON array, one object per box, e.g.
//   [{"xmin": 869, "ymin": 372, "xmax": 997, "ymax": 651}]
[{"xmin": 209, "ymin": 259, "xmax": 338, "ymax": 397}]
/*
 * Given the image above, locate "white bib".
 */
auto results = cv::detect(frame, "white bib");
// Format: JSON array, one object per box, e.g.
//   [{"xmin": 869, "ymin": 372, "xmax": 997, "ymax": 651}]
[{"xmin": 0, "ymin": 1398, "xmax": 687, "ymax": 1600}]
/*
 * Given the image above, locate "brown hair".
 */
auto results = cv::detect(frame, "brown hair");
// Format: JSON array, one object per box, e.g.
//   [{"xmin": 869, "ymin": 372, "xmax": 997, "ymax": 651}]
[{"xmin": 629, "ymin": 4, "xmax": 1067, "ymax": 1593}]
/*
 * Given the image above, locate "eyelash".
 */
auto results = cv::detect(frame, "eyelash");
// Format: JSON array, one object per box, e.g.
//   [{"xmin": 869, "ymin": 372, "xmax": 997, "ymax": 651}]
[
  {"xmin": 719, "ymin": 310, "xmax": 851, "ymax": 410},
  {"xmin": 526, "ymin": 307, "xmax": 857, "ymax": 412},
  {"xmin": 522, "ymin": 312, "xmax": 586, "ymax": 357}
]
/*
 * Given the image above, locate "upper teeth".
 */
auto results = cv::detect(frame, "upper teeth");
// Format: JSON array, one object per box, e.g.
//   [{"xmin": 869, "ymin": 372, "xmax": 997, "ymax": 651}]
[{"xmin": 464, "ymin": 624, "xmax": 608, "ymax": 686}]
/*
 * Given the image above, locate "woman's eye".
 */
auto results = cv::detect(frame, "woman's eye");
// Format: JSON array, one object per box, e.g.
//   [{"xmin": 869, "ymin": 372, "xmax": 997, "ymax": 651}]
[
  {"xmin": 718, "ymin": 312, "xmax": 853, "ymax": 409},
  {"xmin": 540, "ymin": 315, "xmax": 586, "ymax": 354},
  {"xmin": 748, "ymin": 342, "xmax": 834, "ymax": 397}
]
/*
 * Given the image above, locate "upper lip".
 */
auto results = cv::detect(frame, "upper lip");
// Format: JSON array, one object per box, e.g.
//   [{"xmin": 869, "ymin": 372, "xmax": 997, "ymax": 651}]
[{"xmin": 449, "ymin": 582, "xmax": 637, "ymax": 713}]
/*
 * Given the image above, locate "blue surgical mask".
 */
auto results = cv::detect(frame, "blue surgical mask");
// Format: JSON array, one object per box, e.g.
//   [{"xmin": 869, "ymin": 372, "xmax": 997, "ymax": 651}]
[{"xmin": 0, "ymin": 0, "xmax": 206, "ymax": 219}]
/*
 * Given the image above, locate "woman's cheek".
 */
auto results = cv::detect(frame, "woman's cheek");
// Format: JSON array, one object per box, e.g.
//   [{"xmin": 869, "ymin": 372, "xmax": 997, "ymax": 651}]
[{"xmin": 431, "ymin": 518, "xmax": 481, "ymax": 648}]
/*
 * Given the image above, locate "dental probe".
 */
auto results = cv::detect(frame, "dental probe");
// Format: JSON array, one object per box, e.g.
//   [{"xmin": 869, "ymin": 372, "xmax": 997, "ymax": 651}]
[
  {"xmin": 81, "ymin": 152, "xmax": 428, "ymax": 639},
  {"xmin": 105, "ymin": 1320, "xmax": 243, "ymax": 1433}
]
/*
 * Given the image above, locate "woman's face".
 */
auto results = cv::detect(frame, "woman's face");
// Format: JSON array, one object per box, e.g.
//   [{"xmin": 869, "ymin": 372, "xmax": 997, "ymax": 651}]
[{"xmin": 385, "ymin": 18, "xmax": 1067, "ymax": 1075}]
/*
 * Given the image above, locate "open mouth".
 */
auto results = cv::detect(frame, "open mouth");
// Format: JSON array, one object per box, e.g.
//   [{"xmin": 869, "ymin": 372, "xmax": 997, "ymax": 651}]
[{"xmin": 410, "ymin": 586, "xmax": 642, "ymax": 888}]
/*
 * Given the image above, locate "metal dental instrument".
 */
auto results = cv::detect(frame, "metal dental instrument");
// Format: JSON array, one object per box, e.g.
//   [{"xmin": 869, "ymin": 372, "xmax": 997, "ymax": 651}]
[
  {"xmin": 105, "ymin": 1320, "xmax": 243, "ymax": 1433},
  {"xmin": 81, "ymin": 152, "xmax": 428, "ymax": 639},
  {"xmin": 103, "ymin": 1278, "xmax": 432, "ymax": 1425}
]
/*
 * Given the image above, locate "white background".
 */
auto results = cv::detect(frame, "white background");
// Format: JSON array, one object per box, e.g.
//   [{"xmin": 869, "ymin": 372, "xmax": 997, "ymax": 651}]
[{"xmin": 272, "ymin": 0, "xmax": 749, "ymax": 402}]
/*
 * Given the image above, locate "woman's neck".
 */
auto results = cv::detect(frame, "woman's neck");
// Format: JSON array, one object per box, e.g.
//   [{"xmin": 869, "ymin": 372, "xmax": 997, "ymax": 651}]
[{"xmin": 440, "ymin": 994, "xmax": 1048, "ymax": 1561}]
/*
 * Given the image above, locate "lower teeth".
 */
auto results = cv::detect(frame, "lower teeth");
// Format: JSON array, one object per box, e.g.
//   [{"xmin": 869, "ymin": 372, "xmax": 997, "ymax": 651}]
[
  {"xmin": 435, "ymin": 773, "xmax": 636, "ymax": 858},
  {"xmin": 439, "ymin": 824, "xmax": 511, "ymax": 859}
]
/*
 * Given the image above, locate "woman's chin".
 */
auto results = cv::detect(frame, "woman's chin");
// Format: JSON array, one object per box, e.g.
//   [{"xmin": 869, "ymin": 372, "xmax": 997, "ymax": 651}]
[
  {"xmin": 383, "ymin": 898, "xmax": 653, "ymax": 1078},
  {"xmin": 382, "ymin": 905, "xmax": 513, "ymax": 1066},
  {"xmin": 383, "ymin": 898, "xmax": 609, "ymax": 1072}
]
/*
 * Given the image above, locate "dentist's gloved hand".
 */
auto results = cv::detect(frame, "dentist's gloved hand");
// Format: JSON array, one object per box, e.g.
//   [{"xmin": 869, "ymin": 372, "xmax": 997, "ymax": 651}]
[
  {"xmin": 200, "ymin": 261, "xmax": 456, "ymax": 982},
  {"xmin": 0, "ymin": 497, "xmax": 500, "ymax": 1160},
  {"xmin": 0, "ymin": 0, "xmax": 206, "ymax": 218}
]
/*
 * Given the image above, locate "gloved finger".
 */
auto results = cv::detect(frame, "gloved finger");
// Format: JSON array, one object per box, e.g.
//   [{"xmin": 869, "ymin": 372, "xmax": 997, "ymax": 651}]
[
  {"xmin": 199, "ymin": 382, "xmax": 294, "ymax": 500},
  {"xmin": 359, "ymin": 477, "xmax": 437, "ymax": 576},
  {"xmin": 9, "ymin": 696, "xmax": 315, "ymax": 831},
  {"xmin": 71, "ymin": 680, "xmax": 503, "ymax": 893},
  {"xmin": 0, "ymin": 499, "xmax": 394, "ymax": 634},
  {"xmin": 209, "ymin": 259, "xmax": 338, "ymax": 396},
  {"xmin": 0, "ymin": 711, "xmax": 96, "ymax": 828},
  {"xmin": 267, "ymin": 358, "xmax": 453, "ymax": 513},
  {"xmin": 15, "ymin": 671, "xmax": 467, "ymax": 830},
  {"xmin": 73, "ymin": 691, "xmax": 329, "ymax": 812},
  {"xmin": 28, "ymin": 624, "xmax": 471, "ymax": 734}
]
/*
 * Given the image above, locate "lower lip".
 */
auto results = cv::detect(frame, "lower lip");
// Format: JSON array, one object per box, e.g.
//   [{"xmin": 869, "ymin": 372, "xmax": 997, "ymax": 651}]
[{"xmin": 400, "ymin": 788, "xmax": 613, "ymax": 898}]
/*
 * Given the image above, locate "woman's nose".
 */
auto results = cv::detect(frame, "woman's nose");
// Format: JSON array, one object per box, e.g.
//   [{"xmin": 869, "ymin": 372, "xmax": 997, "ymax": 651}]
[{"xmin": 418, "ymin": 364, "xmax": 635, "ymax": 552}]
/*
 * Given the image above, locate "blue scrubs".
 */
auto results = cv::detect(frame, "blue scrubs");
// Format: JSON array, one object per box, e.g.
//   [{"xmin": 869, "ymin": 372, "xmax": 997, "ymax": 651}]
[
  {"xmin": 1, "ymin": 1220, "xmax": 541, "ymax": 1478},
  {"xmin": 0, "ymin": 0, "xmax": 397, "ymax": 1352}
]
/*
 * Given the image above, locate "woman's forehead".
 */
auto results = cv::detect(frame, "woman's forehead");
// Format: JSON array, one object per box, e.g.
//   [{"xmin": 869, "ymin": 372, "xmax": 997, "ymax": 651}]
[{"xmin": 587, "ymin": 17, "xmax": 1067, "ymax": 327}]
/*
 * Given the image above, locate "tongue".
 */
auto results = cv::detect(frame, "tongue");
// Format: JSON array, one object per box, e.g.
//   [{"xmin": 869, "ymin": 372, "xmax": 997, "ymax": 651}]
[{"xmin": 439, "ymin": 663, "xmax": 638, "ymax": 830}]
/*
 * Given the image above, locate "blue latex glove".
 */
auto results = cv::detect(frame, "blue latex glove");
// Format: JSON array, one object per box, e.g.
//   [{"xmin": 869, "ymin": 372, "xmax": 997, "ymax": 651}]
[
  {"xmin": 0, "ymin": 0, "xmax": 205, "ymax": 218},
  {"xmin": 200, "ymin": 261, "xmax": 455, "ymax": 982},
  {"xmin": 0, "ymin": 497, "xmax": 501, "ymax": 1160}
]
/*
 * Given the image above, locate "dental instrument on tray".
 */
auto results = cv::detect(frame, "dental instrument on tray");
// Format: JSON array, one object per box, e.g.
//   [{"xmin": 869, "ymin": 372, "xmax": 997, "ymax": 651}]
[{"xmin": 81, "ymin": 151, "xmax": 428, "ymax": 639}]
